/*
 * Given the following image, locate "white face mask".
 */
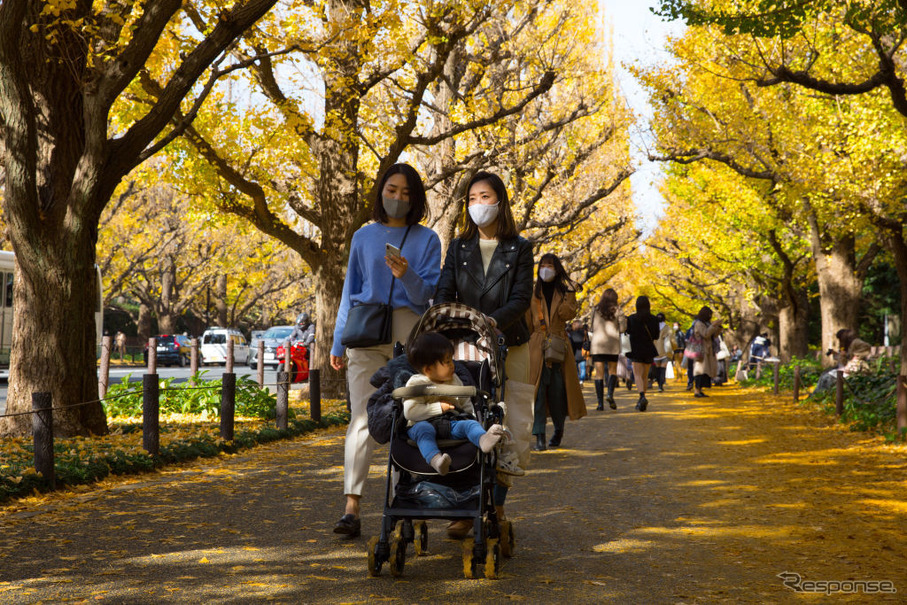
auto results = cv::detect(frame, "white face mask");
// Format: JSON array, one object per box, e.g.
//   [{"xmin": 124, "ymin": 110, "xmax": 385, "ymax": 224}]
[
  {"xmin": 468, "ymin": 202, "xmax": 499, "ymax": 228},
  {"xmin": 382, "ymin": 196, "xmax": 411, "ymax": 219},
  {"xmin": 539, "ymin": 267, "xmax": 556, "ymax": 282}
]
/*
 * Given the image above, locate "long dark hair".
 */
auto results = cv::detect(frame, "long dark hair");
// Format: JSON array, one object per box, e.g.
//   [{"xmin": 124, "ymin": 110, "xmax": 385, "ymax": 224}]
[
  {"xmin": 635, "ymin": 295, "xmax": 651, "ymax": 316},
  {"xmin": 371, "ymin": 163, "xmax": 427, "ymax": 226},
  {"xmin": 533, "ymin": 253, "xmax": 571, "ymax": 298},
  {"xmin": 595, "ymin": 288, "xmax": 618, "ymax": 321},
  {"xmin": 459, "ymin": 171, "xmax": 519, "ymax": 240}
]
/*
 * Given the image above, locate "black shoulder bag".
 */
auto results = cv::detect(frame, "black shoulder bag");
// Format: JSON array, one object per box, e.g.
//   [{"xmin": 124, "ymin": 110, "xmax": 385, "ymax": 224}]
[{"xmin": 341, "ymin": 226, "xmax": 412, "ymax": 349}]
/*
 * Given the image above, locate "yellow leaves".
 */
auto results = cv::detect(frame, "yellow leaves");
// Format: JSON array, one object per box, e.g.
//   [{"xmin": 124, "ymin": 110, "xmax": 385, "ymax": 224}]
[{"xmin": 198, "ymin": 556, "xmax": 210, "ymax": 564}]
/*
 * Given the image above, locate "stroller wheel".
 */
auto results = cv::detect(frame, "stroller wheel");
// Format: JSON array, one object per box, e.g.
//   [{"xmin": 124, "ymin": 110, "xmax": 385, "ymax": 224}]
[
  {"xmin": 389, "ymin": 532, "xmax": 406, "ymax": 577},
  {"xmin": 484, "ymin": 537, "xmax": 501, "ymax": 579},
  {"xmin": 500, "ymin": 520, "xmax": 515, "ymax": 558},
  {"xmin": 366, "ymin": 536, "xmax": 383, "ymax": 577},
  {"xmin": 414, "ymin": 520, "xmax": 429, "ymax": 556}
]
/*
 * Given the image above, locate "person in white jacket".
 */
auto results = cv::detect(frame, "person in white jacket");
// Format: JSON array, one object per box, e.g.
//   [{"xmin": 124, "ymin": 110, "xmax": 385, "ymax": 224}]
[{"xmin": 403, "ymin": 332, "xmax": 505, "ymax": 475}]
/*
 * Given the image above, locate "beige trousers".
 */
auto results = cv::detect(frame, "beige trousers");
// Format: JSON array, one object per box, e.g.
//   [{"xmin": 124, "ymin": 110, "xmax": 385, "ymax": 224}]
[
  {"xmin": 343, "ymin": 307, "xmax": 419, "ymax": 496},
  {"xmin": 502, "ymin": 344, "xmax": 534, "ymax": 470}
]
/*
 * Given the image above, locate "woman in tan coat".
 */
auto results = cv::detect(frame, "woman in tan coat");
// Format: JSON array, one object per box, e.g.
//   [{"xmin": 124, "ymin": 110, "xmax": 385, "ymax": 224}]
[
  {"xmin": 527, "ymin": 254, "xmax": 586, "ymax": 450},
  {"xmin": 691, "ymin": 306, "xmax": 722, "ymax": 398}
]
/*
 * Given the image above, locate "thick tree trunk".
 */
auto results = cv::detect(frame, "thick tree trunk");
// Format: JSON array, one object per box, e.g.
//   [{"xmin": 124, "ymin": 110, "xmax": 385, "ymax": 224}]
[
  {"xmin": 313, "ymin": 259, "xmax": 347, "ymax": 398},
  {"xmin": 809, "ymin": 231, "xmax": 863, "ymax": 368},
  {"xmin": 0, "ymin": 235, "xmax": 108, "ymax": 436},
  {"xmin": 137, "ymin": 301, "xmax": 154, "ymax": 341},
  {"xmin": 777, "ymin": 292, "xmax": 810, "ymax": 362}
]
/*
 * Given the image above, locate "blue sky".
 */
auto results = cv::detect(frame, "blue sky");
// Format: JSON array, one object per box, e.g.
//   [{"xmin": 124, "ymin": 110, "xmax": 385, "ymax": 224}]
[{"xmin": 599, "ymin": 0, "xmax": 686, "ymax": 233}]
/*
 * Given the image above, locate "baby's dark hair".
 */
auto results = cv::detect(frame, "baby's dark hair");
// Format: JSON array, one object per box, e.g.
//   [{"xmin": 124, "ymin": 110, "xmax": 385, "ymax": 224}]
[{"xmin": 407, "ymin": 332, "xmax": 454, "ymax": 371}]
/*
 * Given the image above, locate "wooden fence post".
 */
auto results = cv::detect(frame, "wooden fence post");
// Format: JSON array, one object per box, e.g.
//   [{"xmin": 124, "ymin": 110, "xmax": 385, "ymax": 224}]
[
  {"xmin": 835, "ymin": 369, "xmax": 845, "ymax": 416},
  {"xmin": 226, "ymin": 338, "xmax": 234, "ymax": 374},
  {"xmin": 32, "ymin": 392, "xmax": 55, "ymax": 489},
  {"xmin": 221, "ymin": 372, "xmax": 236, "ymax": 441},
  {"xmin": 793, "ymin": 365, "xmax": 801, "ymax": 403},
  {"xmin": 310, "ymin": 368, "xmax": 321, "ymax": 423},
  {"xmin": 98, "ymin": 335, "xmax": 112, "ymax": 399},
  {"xmin": 190, "ymin": 338, "xmax": 199, "ymax": 382},
  {"xmin": 147, "ymin": 337, "xmax": 157, "ymax": 374},
  {"xmin": 257, "ymin": 340, "xmax": 265, "ymax": 388},
  {"xmin": 143, "ymin": 373, "xmax": 160, "ymax": 455},
  {"xmin": 276, "ymin": 370, "xmax": 289, "ymax": 430},
  {"xmin": 772, "ymin": 361, "xmax": 780, "ymax": 395}
]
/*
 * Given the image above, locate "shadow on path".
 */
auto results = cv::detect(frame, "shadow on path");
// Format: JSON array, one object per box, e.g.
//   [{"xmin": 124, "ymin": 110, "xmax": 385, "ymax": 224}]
[{"xmin": 0, "ymin": 380, "xmax": 904, "ymax": 603}]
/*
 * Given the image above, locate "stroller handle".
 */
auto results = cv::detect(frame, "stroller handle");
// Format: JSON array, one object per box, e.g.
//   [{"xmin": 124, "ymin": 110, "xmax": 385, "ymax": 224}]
[{"xmin": 391, "ymin": 385, "xmax": 477, "ymax": 399}]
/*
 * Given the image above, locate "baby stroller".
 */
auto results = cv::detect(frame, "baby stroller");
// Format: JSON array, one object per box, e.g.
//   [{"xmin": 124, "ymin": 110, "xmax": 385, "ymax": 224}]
[{"xmin": 365, "ymin": 303, "xmax": 514, "ymax": 579}]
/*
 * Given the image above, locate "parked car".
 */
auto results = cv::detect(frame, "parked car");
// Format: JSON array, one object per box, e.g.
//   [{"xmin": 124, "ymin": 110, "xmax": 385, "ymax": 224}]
[
  {"xmin": 200, "ymin": 327, "xmax": 250, "ymax": 365},
  {"xmin": 249, "ymin": 330, "xmax": 266, "ymax": 351},
  {"xmin": 143, "ymin": 334, "xmax": 193, "ymax": 367},
  {"xmin": 248, "ymin": 325, "xmax": 293, "ymax": 369}
]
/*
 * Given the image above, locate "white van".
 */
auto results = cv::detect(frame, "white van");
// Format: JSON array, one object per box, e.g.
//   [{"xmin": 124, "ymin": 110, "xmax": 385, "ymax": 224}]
[{"xmin": 200, "ymin": 327, "xmax": 250, "ymax": 365}]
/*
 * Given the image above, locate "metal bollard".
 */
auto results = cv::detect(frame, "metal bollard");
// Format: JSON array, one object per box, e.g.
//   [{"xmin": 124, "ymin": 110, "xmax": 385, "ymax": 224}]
[
  {"xmin": 257, "ymin": 340, "xmax": 265, "ymax": 388},
  {"xmin": 143, "ymin": 373, "xmax": 160, "ymax": 455},
  {"xmin": 32, "ymin": 392, "xmax": 55, "ymax": 488},
  {"xmin": 835, "ymin": 369, "xmax": 844, "ymax": 416},
  {"xmin": 773, "ymin": 362, "xmax": 780, "ymax": 395},
  {"xmin": 793, "ymin": 365, "xmax": 801, "ymax": 402},
  {"xmin": 99, "ymin": 335, "xmax": 112, "ymax": 399},
  {"xmin": 276, "ymin": 370, "xmax": 289, "ymax": 430},
  {"xmin": 310, "ymin": 368, "xmax": 321, "ymax": 423},
  {"xmin": 221, "ymin": 372, "xmax": 236, "ymax": 441}
]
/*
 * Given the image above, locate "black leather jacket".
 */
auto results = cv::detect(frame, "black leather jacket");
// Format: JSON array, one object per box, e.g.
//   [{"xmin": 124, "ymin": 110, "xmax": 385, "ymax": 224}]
[{"xmin": 435, "ymin": 235, "xmax": 534, "ymax": 347}]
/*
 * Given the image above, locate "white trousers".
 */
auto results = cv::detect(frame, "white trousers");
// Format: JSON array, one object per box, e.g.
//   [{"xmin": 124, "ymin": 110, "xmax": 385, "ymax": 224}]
[
  {"xmin": 502, "ymin": 344, "xmax": 534, "ymax": 470},
  {"xmin": 343, "ymin": 308, "xmax": 419, "ymax": 496}
]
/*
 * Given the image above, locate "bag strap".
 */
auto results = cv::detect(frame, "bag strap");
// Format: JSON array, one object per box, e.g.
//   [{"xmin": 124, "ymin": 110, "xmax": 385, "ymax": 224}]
[{"xmin": 386, "ymin": 225, "xmax": 413, "ymax": 305}]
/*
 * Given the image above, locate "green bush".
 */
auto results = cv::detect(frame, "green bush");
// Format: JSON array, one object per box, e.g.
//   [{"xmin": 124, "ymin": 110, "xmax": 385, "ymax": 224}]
[
  {"xmin": 102, "ymin": 371, "xmax": 283, "ymax": 419},
  {"xmin": 808, "ymin": 372, "xmax": 899, "ymax": 438},
  {"xmin": 739, "ymin": 356, "xmax": 824, "ymax": 391}
]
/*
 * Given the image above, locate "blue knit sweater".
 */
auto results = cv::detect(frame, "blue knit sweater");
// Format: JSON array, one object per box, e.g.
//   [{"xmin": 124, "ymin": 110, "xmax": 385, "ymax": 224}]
[{"xmin": 331, "ymin": 222, "xmax": 441, "ymax": 356}]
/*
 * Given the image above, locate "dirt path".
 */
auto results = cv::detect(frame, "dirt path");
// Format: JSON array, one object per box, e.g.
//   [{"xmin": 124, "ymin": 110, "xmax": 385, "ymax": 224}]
[{"xmin": 0, "ymin": 380, "xmax": 904, "ymax": 603}]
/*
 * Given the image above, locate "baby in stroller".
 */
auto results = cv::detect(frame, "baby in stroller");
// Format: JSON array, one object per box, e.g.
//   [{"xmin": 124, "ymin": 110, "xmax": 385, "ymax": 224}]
[
  {"xmin": 365, "ymin": 303, "xmax": 515, "ymax": 579},
  {"xmin": 404, "ymin": 332, "xmax": 506, "ymax": 475}
]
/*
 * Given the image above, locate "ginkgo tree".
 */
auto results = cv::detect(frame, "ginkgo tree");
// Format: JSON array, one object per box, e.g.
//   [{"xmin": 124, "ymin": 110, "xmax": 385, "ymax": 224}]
[
  {"xmin": 655, "ymin": 0, "xmax": 907, "ymax": 378},
  {"xmin": 141, "ymin": 0, "xmax": 632, "ymax": 394},
  {"xmin": 0, "ymin": 0, "xmax": 281, "ymax": 435},
  {"xmin": 640, "ymin": 22, "xmax": 885, "ymax": 364}
]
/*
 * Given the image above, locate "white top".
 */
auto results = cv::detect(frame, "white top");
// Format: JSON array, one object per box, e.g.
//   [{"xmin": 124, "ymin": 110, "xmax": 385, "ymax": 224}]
[
  {"xmin": 402, "ymin": 373, "xmax": 475, "ymax": 427},
  {"xmin": 590, "ymin": 309, "xmax": 626, "ymax": 355}
]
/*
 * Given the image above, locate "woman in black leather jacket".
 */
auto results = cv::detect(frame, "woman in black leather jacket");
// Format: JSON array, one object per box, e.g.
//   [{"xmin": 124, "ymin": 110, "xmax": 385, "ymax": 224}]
[{"xmin": 435, "ymin": 171, "xmax": 534, "ymax": 533}]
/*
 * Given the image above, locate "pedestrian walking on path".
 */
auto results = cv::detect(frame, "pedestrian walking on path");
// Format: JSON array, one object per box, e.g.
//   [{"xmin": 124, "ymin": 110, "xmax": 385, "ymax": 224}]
[
  {"xmin": 329, "ymin": 163, "xmax": 441, "ymax": 538},
  {"xmin": 590, "ymin": 287, "xmax": 625, "ymax": 410},
  {"xmin": 526, "ymin": 253, "xmax": 585, "ymax": 451},
  {"xmin": 625, "ymin": 295, "xmax": 660, "ymax": 411}
]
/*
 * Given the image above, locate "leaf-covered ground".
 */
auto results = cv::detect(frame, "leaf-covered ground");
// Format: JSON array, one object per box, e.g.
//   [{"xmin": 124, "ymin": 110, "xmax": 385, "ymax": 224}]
[{"xmin": 0, "ymin": 380, "xmax": 904, "ymax": 603}]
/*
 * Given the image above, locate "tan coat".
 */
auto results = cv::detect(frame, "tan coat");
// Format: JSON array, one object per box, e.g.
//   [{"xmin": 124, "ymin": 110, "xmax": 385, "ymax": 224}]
[
  {"xmin": 692, "ymin": 319, "xmax": 722, "ymax": 378},
  {"xmin": 527, "ymin": 288, "xmax": 587, "ymax": 421}
]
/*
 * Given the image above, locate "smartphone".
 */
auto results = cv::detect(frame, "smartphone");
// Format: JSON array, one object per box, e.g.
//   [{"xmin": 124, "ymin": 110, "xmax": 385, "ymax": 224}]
[{"xmin": 386, "ymin": 243, "xmax": 401, "ymax": 257}]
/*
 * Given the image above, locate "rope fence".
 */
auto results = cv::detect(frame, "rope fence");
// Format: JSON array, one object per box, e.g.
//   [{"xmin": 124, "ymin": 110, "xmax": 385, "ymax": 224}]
[{"xmin": 4, "ymin": 336, "xmax": 349, "ymax": 490}]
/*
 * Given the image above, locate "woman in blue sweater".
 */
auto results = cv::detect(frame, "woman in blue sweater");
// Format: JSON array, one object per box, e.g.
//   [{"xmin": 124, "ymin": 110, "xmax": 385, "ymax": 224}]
[{"xmin": 330, "ymin": 164, "xmax": 441, "ymax": 538}]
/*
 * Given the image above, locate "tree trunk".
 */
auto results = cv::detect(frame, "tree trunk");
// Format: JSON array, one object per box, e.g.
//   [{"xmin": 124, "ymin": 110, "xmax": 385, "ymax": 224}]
[
  {"xmin": 158, "ymin": 261, "xmax": 176, "ymax": 333},
  {"xmin": 215, "ymin": 274, "xmax": 227, "ymax": 327},
  {"xmin": 0, "ymin": 241, "xmax": 108, "ymax": 436},
  {"xmin": 808, "ymin": 229, "xmax": 863, "ymax": 367},
  {"xmin": 777, "ymin": 289, "xmax": 810, "ymax": 362},
  {"xmin": 137, "ymin": 301, "xmax": 154, "ymax": 341}
]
